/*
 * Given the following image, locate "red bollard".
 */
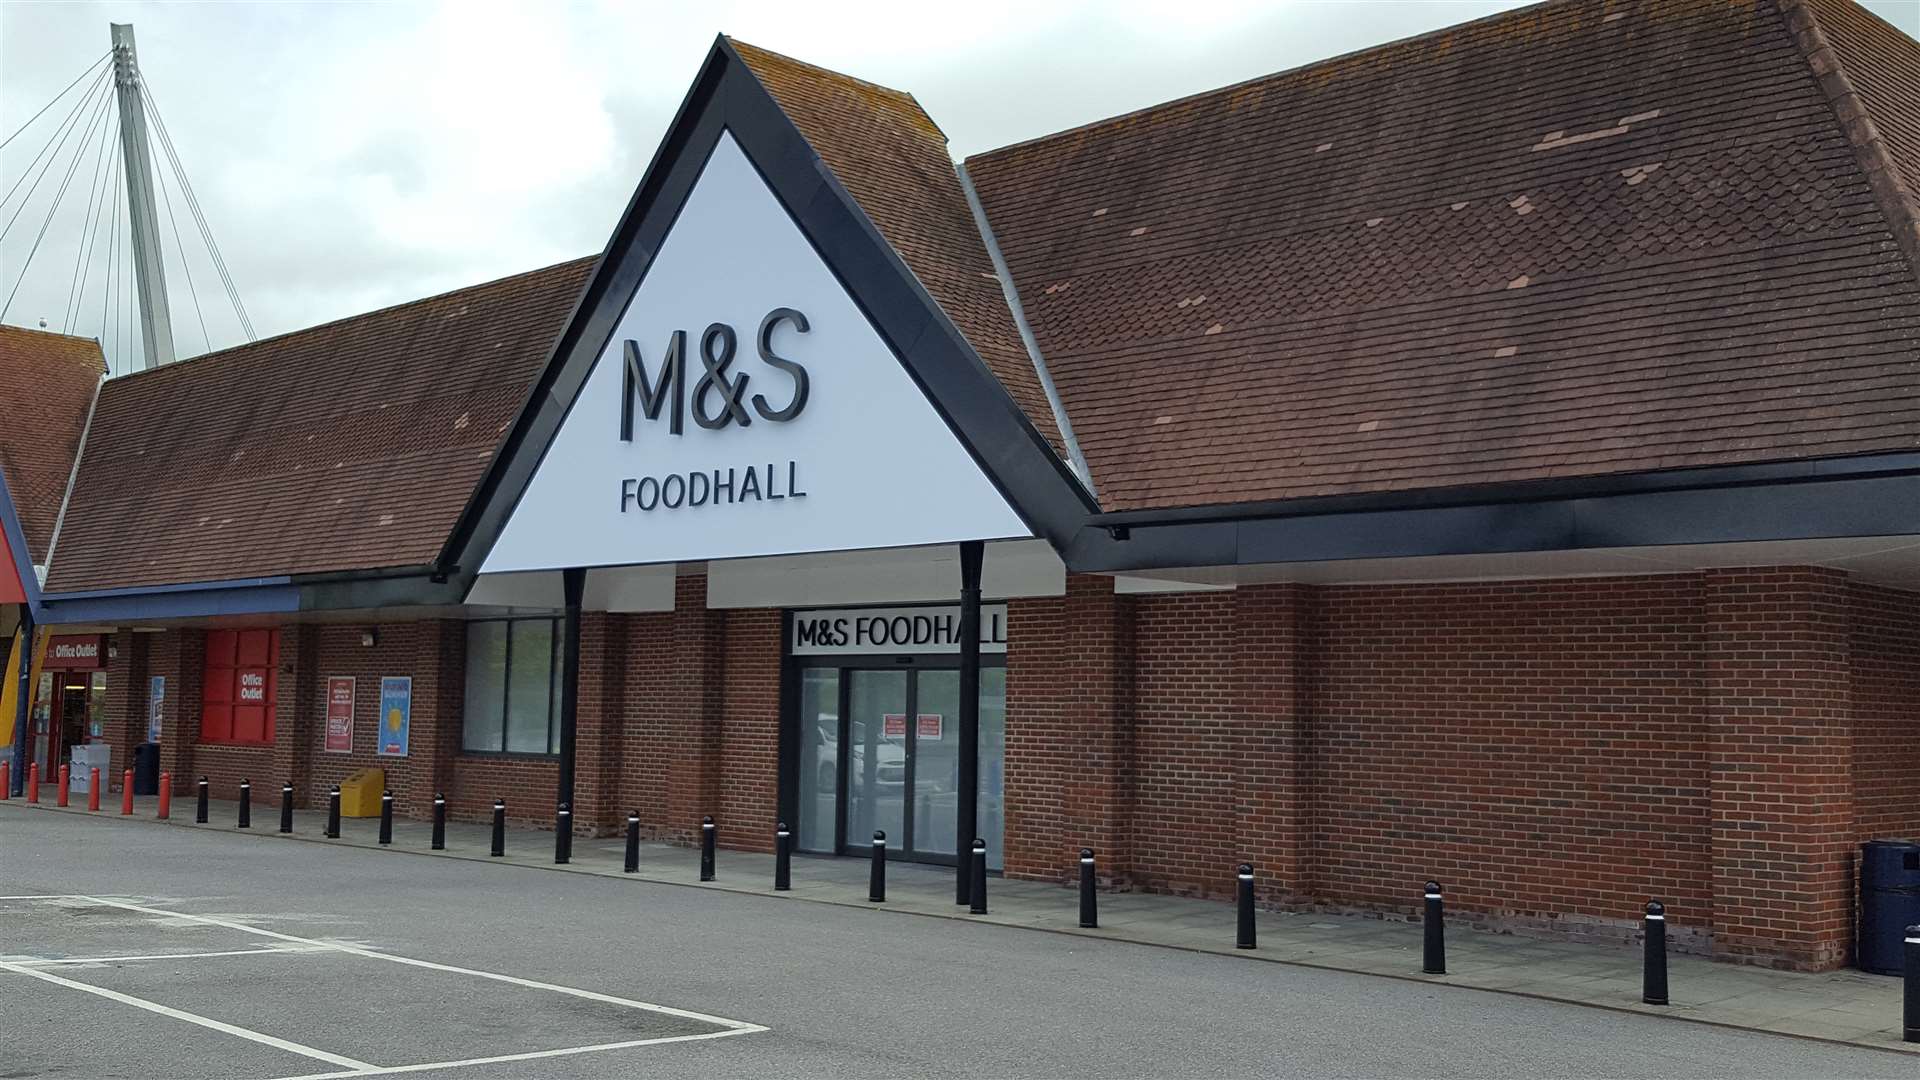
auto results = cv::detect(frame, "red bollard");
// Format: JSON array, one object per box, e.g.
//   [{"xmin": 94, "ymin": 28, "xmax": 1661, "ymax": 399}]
[
  {"xmin": 0, "ymin": 759, "xmax": 8, "ymax": 799},
  {"xmin": 157, "ymin": 772, "xmax": 172, "ymax": 819},
  {"xmin": 87, "ymin": 768, "xmax": 100, "ymax": 812},
  {"xmin": 121, "ymin": 769, "xmax": 134, "ymax": 815},
  {"xmin": 28, "ymin": 762, "xmax": 40, "ymax": 803},
  {"xmin": 57, "ymin": 764, "xmax": 70, "ymax": 806}
]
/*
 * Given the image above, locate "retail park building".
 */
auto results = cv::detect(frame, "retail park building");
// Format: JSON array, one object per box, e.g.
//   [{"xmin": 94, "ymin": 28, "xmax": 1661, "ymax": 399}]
[{"xmin": 5, "ymin": 0, "xmax": 1920, "ymax": 972}]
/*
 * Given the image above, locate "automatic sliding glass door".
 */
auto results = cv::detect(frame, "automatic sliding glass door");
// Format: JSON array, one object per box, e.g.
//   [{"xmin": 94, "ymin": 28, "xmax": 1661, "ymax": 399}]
[{"xmin": 793, "ymin": 659, "xmax": 1005, "ymax": 868}]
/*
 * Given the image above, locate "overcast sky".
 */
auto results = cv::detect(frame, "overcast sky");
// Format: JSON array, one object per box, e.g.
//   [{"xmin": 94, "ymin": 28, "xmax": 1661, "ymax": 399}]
[{"xmin": 4, "ymin": 0, "xmax": 1917, "ymax": 377}]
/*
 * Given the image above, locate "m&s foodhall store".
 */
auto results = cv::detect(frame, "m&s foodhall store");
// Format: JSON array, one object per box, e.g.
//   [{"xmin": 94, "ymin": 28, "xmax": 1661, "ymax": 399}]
[{"xmin": 5, "ymin": 0, "xmax": 1920, "ymax": 972}]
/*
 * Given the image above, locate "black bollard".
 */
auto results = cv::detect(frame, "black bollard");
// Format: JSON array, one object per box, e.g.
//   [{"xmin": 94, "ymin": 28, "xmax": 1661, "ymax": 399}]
[
  {"xmin": 237, "ymin": 780, "xmax": 251, "ymax": 829},
  {"xmin": 775, "ymin": 822, "xmax": 793, "ymax": 891},
  {"xmin": 623, "ymin": 811, "xmax": 640, "ymax": 873},
  {"xmin": 431, "ymin": 793, "xmax": 446, "ymax": 850},
  {"xmin": 1079, "ymin": 848, "xmax": 1098, "ymax": 929},
  {"xmin": 1905, "ymin": 924, "xmax": 1919, "ymax": 1044},
  {"xmin": 700, "ymin": 816, "xmax": 716, "ymax": 881},
  {"xmin": 868, "ymin": 831, "xmax": 886, "ymax": 903},
  {"xmin": 1236, "ymin": 862, "xmax": 1256, "ymax": 949},
  {"xmin": 378, "ymin": 790, "xmax": 394, "ymax": 845},
  {"xmin": 1643, "ymin": 900, "xmax": 1669, "ymax": 1005},
  {"xmin": 1423, "ymin": 880, "xmax": 1447, "ymax": 975},
  {"xmin": 279, "ymin": 782, "xmax": 294, "ymax": 834},
  {"xmin": 554, "ymin": 802, "xmax": 572, "ymax": 864},
  {"xmin": 195, "ymin": 776, "xmax": 209, "ymax": 824},
  {"xmin": 490, "ymin": 799, "xmax": 506, "ymax": 857},
  {"xmin": 326, "ymin": 785, "xmax": 341, "ymax": 838},
  {"xmin": 968, "ymin": 838, "xmax": 988, "ymax": 915}
]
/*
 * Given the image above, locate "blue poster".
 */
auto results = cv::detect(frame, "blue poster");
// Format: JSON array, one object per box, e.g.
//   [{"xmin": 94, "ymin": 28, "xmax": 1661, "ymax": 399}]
[
  {"xmin": 377, "ymin": 676, "xmax": 411, "ymax": 757},
  {"xmin": 146, "ymin": 676, "xmax": 165, "ymax": 742}
]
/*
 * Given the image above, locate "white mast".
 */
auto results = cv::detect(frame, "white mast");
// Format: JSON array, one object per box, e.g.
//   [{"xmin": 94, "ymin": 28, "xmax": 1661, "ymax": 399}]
[{"xmin": 109, "ymin": 23, "xmax": 175, "ymax": 369}]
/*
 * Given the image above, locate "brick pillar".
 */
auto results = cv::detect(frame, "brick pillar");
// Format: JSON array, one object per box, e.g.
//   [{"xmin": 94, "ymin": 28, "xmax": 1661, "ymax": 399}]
[
  {"xmin": 573, "ymin": 612, "xmax": 624, "ymax": 834},
  {"xmin": 1703, "ymin": 567, "xmax": 1855, "ymax": 970},
  {"xmin": 152, "ymin": 629, "xmax": 203, "ymax": 791},
  {"xmin": 1004, "ymin": 574, "xmax": 1133, "ymax": 884},
  {"xmin": 666, "ymin": 573, "xmax": 724, "ymax": 842},
  {"xmin": 102, "ymin": 631, "xmax": 147, "ymax": 784},
  {"xmin": 273, "ymin": 625, "xmax": 317, "ymax": 805},
  {"xmin": 425, "ymin": 619, "xmax": 464, "ymax": 811},
  {"xmin": 1234, "ymin": 583, "xmax": 1313, "ymax": 903}
]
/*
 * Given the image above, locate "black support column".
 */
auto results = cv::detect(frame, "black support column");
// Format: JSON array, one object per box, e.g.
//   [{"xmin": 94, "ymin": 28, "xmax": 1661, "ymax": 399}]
[
  {"xmin": 557, "ymin": 567, "xmax": 585, "ymax": 815},
  {"xmin": 955, "ymin": 540, "xmax": 983, "ymax": 905},
  {"xmin": 8, "ymin": 606, "xmax": 31, "ymax": 798}
]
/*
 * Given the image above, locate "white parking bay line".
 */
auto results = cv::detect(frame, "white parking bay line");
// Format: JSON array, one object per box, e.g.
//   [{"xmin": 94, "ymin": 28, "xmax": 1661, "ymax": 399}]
[
  {"xmin": 10, "ymin": 944, "xmax": 331, "ymax": 967},
  {"xmin": 0, "ymin": 958, "xmax": 378, "ymax": 1071},
  {"xmin": 269, "ymin": 1029, "xmax": 759, "ymax": 1080},
  {"xmin": 74, "ymin": 894, "xmax": 766, "ymax": 1033}
]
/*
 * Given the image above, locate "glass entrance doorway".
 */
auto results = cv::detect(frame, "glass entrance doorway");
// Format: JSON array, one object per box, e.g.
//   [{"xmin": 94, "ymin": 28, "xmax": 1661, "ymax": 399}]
[{"xmin": 795, "ymin": 660, "xmax": 1005, "ymax": 869}]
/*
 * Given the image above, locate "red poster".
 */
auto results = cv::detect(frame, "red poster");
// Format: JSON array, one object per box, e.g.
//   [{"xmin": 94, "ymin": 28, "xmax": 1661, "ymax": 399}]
[
  {"xmin": 324, "ymin": 676, "xmax": 355, "ymax": 753},
  {"xmin": 882, "ymin": 713, "xmax": 907, "ymax": 737},
  {"xmin": 917, "ymin": 714, "xmax": 943, "ymax": 740}
]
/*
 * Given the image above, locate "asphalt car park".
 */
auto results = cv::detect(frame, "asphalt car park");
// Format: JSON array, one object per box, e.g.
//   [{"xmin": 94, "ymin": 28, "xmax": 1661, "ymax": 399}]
[{"xmin": 5, "ymin": 805, "xmax": 1919, "ymax": 1079}]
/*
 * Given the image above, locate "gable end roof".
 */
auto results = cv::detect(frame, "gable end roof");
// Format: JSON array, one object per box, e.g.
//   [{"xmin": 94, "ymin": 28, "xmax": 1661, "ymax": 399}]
[{"xmin": 441, "ymin": 37, "xmax": 1096, "ymax": 580}]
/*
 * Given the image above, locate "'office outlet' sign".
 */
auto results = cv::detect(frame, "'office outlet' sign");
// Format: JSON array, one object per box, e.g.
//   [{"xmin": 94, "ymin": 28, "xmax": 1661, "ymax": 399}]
[{"xmin": 480, "ymin": 132, "xmax": 1026, "ymax": 574}]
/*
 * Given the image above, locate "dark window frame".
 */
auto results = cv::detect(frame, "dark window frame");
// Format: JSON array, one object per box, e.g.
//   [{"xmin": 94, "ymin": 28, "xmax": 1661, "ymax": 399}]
[{"xmin": 460, "ymin": 617, "xmax": 562, "ymax": 758}]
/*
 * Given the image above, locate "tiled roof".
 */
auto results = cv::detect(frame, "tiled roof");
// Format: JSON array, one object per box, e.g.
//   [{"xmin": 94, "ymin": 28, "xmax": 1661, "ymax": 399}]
[
  {"xmin": 1792, "ymin": 0, "xmax": 1920, "ymax": 270},
  {"xmin": 727, "ymin": 39, "xmax": 1069, "ymax": 460},
  {"xmin": 44, "ymin": 259, "xmax": 593, "ymax": 592},
  {"xmin": 964, "ymin": 0, "xmax": 1920, "ymax": 512},
  {"xmin": 0, "ymin": 325, "xmax": 101, "ymax": 563}
]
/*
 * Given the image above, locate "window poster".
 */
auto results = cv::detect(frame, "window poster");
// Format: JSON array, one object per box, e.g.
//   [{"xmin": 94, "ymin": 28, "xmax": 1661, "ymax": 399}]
[
  {"xmin": 146, "ymin": 676, "xmax": 165, "ymax": 743},
  {"xmin": 324, "ymin": 676, "xmax": 355, "ymax": 753},
  {"xmin": 377, "ymin": 676, "xmax": 411, "ymax": 758}
]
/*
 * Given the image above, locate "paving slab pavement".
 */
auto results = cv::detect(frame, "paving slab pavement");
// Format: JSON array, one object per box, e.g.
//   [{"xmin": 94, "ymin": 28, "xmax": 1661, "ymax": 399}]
[{"xmin": 6, "ymin": 793, "xmax": 1914, "ymax": 1056}]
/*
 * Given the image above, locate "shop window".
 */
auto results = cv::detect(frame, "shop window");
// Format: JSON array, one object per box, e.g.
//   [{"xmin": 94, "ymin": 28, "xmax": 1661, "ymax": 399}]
[
  {"xmin": 201, "ymin": 629, "xmax": 279, "ymax": 745},
  {"xmin": 462, "ymin": 618, "xmax": 562, "ymax": 755}
]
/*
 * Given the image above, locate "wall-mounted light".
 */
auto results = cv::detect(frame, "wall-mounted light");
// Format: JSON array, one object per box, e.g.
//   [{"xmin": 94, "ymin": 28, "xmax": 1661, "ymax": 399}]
[{"xmin": 360, "ymin": 629, "xmax": 378, "ymax": 648}]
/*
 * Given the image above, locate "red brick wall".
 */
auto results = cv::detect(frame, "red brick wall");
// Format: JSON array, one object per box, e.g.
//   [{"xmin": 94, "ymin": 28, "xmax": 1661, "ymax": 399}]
[
  {"xmin": 1849, "ymin": 583, "xmax": 1920, "ymax": 841},
  {"xmin": 1311, "ymin": 577, "xmax": 1713, "ymax": 932},
  {"xmin": 1703, "ymin": 568, "xmax": 1855, "ymax": 970},
  {"xmin": 1009, "ymin": 575, "xmax": 1723, "ymax": 954},
  {"xmin": 306, "ymin": 622, "xmax": 458, "ymax": 819},
  {"xmin": 1128, "ymin": 591, "xmax": 1240, "ymax": 897},
  {"xmin": 716, "ymin": 608, "xmax": 781, "ymax": 852},
  {"xmin": 616, "ymin": 610, "xmax": 677, "ymax": 835},
  {"xmin": 1006, "ymin": 575, "xmax": 1135, "ymax": 885}
]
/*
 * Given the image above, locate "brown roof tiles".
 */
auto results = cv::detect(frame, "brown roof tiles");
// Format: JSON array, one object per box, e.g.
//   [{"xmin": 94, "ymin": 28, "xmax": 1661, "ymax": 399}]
[
  {"xmin": 44, "ymin": 259, "xmax": 593, "ymax": 592},
  {"xmin": 965, "ymin": 0, "xmax": 1920, "ymax": 512},
  {"xmin": 727, "ymin": 39, "xmax": 1068, "ymax": 459},
  {"xmin": 0, "ymin": 325, "xmax": 101, "ymax": 564}
]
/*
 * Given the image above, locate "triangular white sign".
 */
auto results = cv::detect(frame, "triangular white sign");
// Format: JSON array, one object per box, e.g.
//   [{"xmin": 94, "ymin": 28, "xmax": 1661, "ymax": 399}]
[{"xmin": 481, "ymin": 132, "xmax": 1030, "ymax": 574}]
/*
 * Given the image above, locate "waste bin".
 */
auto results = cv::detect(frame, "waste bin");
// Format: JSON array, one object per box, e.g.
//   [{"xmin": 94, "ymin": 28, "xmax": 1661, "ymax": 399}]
[
  {"xmin": 339, "ymin": 767, "xmax": 385, "ymax": 817},
  {"xmin": 1859, "ymin": 839, "xmax": 1920, "ymax": 974},
  {"xmin": 132, "ymin": 742, "xmax": 161, "ymax": 795}
]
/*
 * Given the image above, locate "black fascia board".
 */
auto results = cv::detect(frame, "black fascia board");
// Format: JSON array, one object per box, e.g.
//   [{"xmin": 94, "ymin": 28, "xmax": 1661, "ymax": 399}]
[
  {"xmin": 1064, "ymin": 454, "xmax": 1920, "ymax": 573},
  {"xmin": 435, "ymin": 37, "xmax": 1092, "ymax": 588}
]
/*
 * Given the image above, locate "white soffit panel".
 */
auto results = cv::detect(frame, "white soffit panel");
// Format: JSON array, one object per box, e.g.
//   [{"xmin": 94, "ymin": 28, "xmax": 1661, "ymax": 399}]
[{"xmin": 706, "ymin": 539, "xmax": 1064, "ymax": 609}]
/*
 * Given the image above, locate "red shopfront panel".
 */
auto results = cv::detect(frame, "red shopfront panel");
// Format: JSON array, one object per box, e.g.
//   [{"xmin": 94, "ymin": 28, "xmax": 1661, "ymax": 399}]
[{"xmin": 201, "ymin": 629, "xmax": 278, "ymax": 745}]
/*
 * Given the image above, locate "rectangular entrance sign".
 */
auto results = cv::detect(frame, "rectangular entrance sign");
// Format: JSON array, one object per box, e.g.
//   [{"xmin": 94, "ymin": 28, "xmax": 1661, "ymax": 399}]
[
  {"xmin": 882, "ymin": 713, "xmax": 907, "ymax": 738},
  {"xmin": 917, "ymin": 713, "xmax": 943, "ymax": 740},
  {"xmin": 324, "ymin": 676, "xmax": 355, "ymax": 754},
  {"xmin": 377, "ymin": 676, "xmax": 411, "ymax": 757},
  {"xmin": 790, "ymin": 604, "xmax": 1008, "ymax": 656},
  {"xmin": 46, "ymin": 634, "xmax": 106, "ymax": 670}
]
